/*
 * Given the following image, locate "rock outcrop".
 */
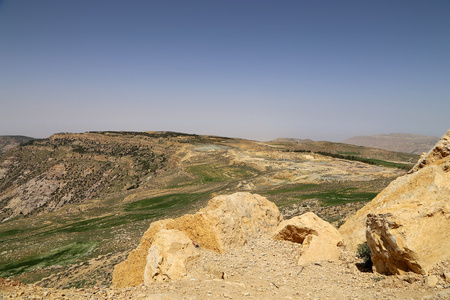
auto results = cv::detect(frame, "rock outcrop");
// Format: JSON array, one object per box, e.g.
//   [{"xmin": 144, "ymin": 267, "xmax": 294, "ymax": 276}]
[
  {"xmin": 273, "ymin": 212, "xmax": 343, "ymax": 264},
  {"xmin": 408, "ymin": 129, "xmax": 450, "ymax": 173},
  {"xmin": 144, "ymin": 229, "xmax": 200, "ymax": 283},
  {"xmin": 113, "ymin": 192, "xmax": 282, "ymax": 287},
  {"xmin": 339, "ymin": 130, "xmax": 450, "ymax": 274}
]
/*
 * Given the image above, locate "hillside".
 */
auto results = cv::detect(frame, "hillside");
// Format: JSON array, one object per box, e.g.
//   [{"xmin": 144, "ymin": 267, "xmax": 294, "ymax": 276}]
[
  {"xmin": 0, "ymin": 131, "xmax": 419, "ymax": 289},
  {"xmin": 270, "ymin": 139, "xmax": 418, "ymax": 167},
  {"xmin": 343, "ymin": 133, "xmax": 439, "ymax": 154},
  {"xmin": 0, "ymin": 136, "xmax": 35, "ymax": 154}
]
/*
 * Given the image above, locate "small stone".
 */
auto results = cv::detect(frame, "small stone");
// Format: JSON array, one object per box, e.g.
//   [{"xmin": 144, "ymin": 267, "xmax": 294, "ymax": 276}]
[{"xmin": 425, "ymin": 275, "xmax": 438, "ymax": 288}]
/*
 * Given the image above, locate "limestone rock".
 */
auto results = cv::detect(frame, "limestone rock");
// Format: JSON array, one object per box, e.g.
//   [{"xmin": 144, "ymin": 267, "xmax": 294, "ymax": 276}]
[
  {"xmin": 339, "ymin": 130, "xmax": 450, "ymax": 275},
  {"xmin": 199, "ymin": 192, "xmax": 282, "ymax": 250},
  {"xmin": 112, "ymin": 219, "xmax": 172, "ymax": 287},
  {"xmin": 351, "ymin": 164, "xmax": 450, "ymax": 275},
  {"xmin": 273, "ymin": 212, "xmax": 343, "ymax": 265},
  {"xmin": 365, "ymin": 174, "xmax": 450, "ymax": 275},
  {"xmin": 409, "ymin": 129, "xmax": 450, "ymax": 173},
  {"xmin": 339, "ymin": 130, "xmax": 450, "ymax": 252},
  {"xmin": 113, "ymin": 192, "xmax": 282, "ymax": 287},
  {"xmin": 144, "ymin": 229, "xmax": 199, "ymax": 283}
]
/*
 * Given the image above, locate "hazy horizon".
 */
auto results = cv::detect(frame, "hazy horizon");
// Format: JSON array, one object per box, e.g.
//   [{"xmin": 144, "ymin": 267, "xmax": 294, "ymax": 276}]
[{"xmin": 1, "ymin": 1, "xmax": 449, "ymax": 142}]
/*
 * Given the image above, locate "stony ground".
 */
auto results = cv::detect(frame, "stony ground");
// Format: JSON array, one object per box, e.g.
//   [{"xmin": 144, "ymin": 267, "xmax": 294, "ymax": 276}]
[{"xmin": 2, "ymin": 235, "xmax": 449, "ymax": 299}]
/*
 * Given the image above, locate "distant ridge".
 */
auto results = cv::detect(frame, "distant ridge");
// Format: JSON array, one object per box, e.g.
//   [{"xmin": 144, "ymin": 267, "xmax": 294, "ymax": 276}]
[
  {"xmin": 0, "ymin": 135, "xmax": 35, "ymax": 154},
  {"xmin": 271, "ymin": 138, "xmax": 314, "ymax": 144},
  {"xmin": 343, "ymin": 133, "xmax": 439, "ymax": 154}
]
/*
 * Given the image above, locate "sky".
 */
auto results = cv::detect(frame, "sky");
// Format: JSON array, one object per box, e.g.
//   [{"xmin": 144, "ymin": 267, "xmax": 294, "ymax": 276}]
[{"xmin": 0, "ymin": 1, "xmax": 449, "ymax": 142}]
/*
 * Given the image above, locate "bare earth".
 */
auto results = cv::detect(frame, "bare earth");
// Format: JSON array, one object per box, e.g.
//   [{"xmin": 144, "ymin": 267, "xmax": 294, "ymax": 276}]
[{"xmin": 1, "ymin": 235, "xmax": 449, "ymax": 299}]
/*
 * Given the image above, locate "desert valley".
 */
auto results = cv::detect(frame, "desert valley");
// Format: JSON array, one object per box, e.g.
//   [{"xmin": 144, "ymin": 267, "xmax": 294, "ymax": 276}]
[{"xmin": 0, "ymin": 130, "xmax": 448, "ymax": 299}]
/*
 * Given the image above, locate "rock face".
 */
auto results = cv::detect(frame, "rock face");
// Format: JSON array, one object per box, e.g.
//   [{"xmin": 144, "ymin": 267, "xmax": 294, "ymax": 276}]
[
  {"xmin": 273, "ymin": 212, "xmax": 343, "ymax": 265},
  {"xmin": 409, "ymin": 129, "xmax": 450, "ymax": 173},
  {"xmin": 113, "ymin": 192, "xmax": 282, "ymax": 287},
  {"xmin": 339, "ymin": 130, "xmax": 450, "ymax": 275},
  {"xmin": 144, "ymin": 229, "xmax": 200, "ymax": 283}
]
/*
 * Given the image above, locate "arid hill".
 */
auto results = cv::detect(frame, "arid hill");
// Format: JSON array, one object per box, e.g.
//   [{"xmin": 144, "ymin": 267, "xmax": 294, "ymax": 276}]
[
  {"xmin": 343, "ymin": 133, "xmax": 439, "ymax": 154},
  {"xmin": 0, "ymin": 136, "xmax": 35, "ymax": 154}
]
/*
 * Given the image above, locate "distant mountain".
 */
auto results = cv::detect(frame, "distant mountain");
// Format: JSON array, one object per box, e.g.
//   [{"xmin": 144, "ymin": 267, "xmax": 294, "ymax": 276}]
[
  {"xmin": 343, "ymin": 133, "xmax": 440, "ymax": 154},
  {"xmin": 0, "ymin": 135, "xmax": 35, "ymax": 154}
]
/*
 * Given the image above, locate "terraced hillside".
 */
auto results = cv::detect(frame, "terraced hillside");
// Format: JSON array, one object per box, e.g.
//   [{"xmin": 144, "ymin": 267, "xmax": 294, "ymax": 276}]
[{"xmin": 0, "ymin": 131, "xmax": 419, "ymax": 287}]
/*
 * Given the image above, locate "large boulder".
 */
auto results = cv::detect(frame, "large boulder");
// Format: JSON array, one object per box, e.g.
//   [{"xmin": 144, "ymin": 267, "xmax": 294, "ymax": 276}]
[
  {"xmin": 338, "ymin": 130, "xmax": 450, "ymax": 275},
  {"xmin": 365, "ymin": 167, "xmax": 450, "ymax": 274},
  {"xmin": 273, "ymin": 212, "xmax": 343, "ymax": 265},
  {"xmin": 113, "ymin": 192, "xmax": 282, "ymax": 287},
  {"xmin": 144, "ymin": 229, "xmax": 200, "ymax": 283},
  {"xmin": 113, "ymin": 219, "xmax": 172, "ymax": 287},
  {"xmin": 339, "ymin": 130, "xmax": 450, "ymax": 251}
]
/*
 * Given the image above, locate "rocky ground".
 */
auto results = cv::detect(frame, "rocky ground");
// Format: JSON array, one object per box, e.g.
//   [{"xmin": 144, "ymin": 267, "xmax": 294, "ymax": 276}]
[{"xmin": 1, "ymin": 235, "xmax": 449, "ymax": 299}]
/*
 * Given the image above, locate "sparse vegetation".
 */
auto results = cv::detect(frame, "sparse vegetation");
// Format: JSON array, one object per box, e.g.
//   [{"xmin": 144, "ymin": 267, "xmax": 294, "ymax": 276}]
[
  {"xmin": 315, "ymin": 151, "xmax": 413, "ymax": 170},
  {"xmin": 124, "ymin": 193, "xmax": 208, "ymax": 212},
  {"xmin": 265, "ymin": 184, "xmax": 318, "ymax": 195},
  {"xmin": 357, "ymin": 242, "xmax": 373, "ymax": 270},
  {"xmin": 297, "ymin": 188, "xmax": 378, "ymax": 206},
  {"xmin": 0, "ymin": 242, "xmax": 96, "ymax": 278},
  {"xmin": 186, "ymin": 164, "xmax": 257, "ymax": 184}
]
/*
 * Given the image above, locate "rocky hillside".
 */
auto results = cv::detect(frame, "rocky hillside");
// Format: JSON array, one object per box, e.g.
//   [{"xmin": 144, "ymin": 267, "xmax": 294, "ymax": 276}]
[
  {"xmin": 343, "ymin": 133, "xmax": 439, "ymax": 154},
  {"xmin": 0, "ymin": 131, "xmax": 174, "ymax": 221},
  {"xmin": 0, "ymin": 136, "xmax": 34, "ymax": 154}
]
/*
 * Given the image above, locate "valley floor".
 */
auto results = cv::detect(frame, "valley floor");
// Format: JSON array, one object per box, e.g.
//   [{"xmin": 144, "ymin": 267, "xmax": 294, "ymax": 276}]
[{"xmin": 1, "ymin": 235, "xmax": 449, "ymax": 299}]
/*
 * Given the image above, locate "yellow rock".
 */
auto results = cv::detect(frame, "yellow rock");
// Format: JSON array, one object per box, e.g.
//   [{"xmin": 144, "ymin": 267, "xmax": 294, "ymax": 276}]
[
  {"xmin": 144, "ymin": 229, "xmax": 200, "ymax": 283},
  {"xmin": 273, "ymin": 212, "xmax": 343, "ymax": 265},
  {"xmin": 113, "ymin": 192, "xmax": 282, "ymax": 287},
  {"xmin": 339, "ymin": 130, "xmax": 450, "ymax": 275}
]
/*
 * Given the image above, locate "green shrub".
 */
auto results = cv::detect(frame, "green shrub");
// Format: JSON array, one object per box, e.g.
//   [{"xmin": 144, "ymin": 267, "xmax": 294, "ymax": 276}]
[{"xmin": 357, "ymin": 242, "xmax": 373, "ymax": 269}]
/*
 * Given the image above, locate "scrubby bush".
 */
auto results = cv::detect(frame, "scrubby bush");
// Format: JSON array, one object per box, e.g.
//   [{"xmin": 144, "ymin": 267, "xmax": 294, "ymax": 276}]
[{"xmin": 357, "ymin": 242, "xmax": 373, "ymax": 269}]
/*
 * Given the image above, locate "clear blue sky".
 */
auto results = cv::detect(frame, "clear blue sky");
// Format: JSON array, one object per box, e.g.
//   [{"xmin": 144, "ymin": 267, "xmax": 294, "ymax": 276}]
[{"xmin": 0, "ymin": 1, "xmax": 449, "ymax": 141}]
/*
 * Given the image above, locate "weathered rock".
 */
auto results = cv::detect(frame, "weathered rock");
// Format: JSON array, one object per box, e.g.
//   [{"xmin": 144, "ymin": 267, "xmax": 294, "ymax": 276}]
[
  {"xmin": 113, "ymin": 192, "xmax": 282, "ymax": 287},
  {"xmin": 113, "ymin": 219, "xmax": 172, "ymax": 287},
  {"xmin": 409, "ymin": 129, "xmax": 450, "ymax": 173},
  {"xmin": 365, "ymin": 172, "xmax": 450, "ymax": 275},
  {"xmin": 273, "ymin": 212, "xmax": 343, "ymax": 265},
  {"xmin": 339, "ymin": 130, "xmax": 450, "ymax": 275},
  {"xmin": 339, "ymin": 130, "xmax": 450, "ymax": 252},
  {"xmin": 144, "ymin": 229, "xmax": 199, "ymax": 283},
  {"xmin": 198, "ymin": 192, "xmax": 282, "ymax": 250}
]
